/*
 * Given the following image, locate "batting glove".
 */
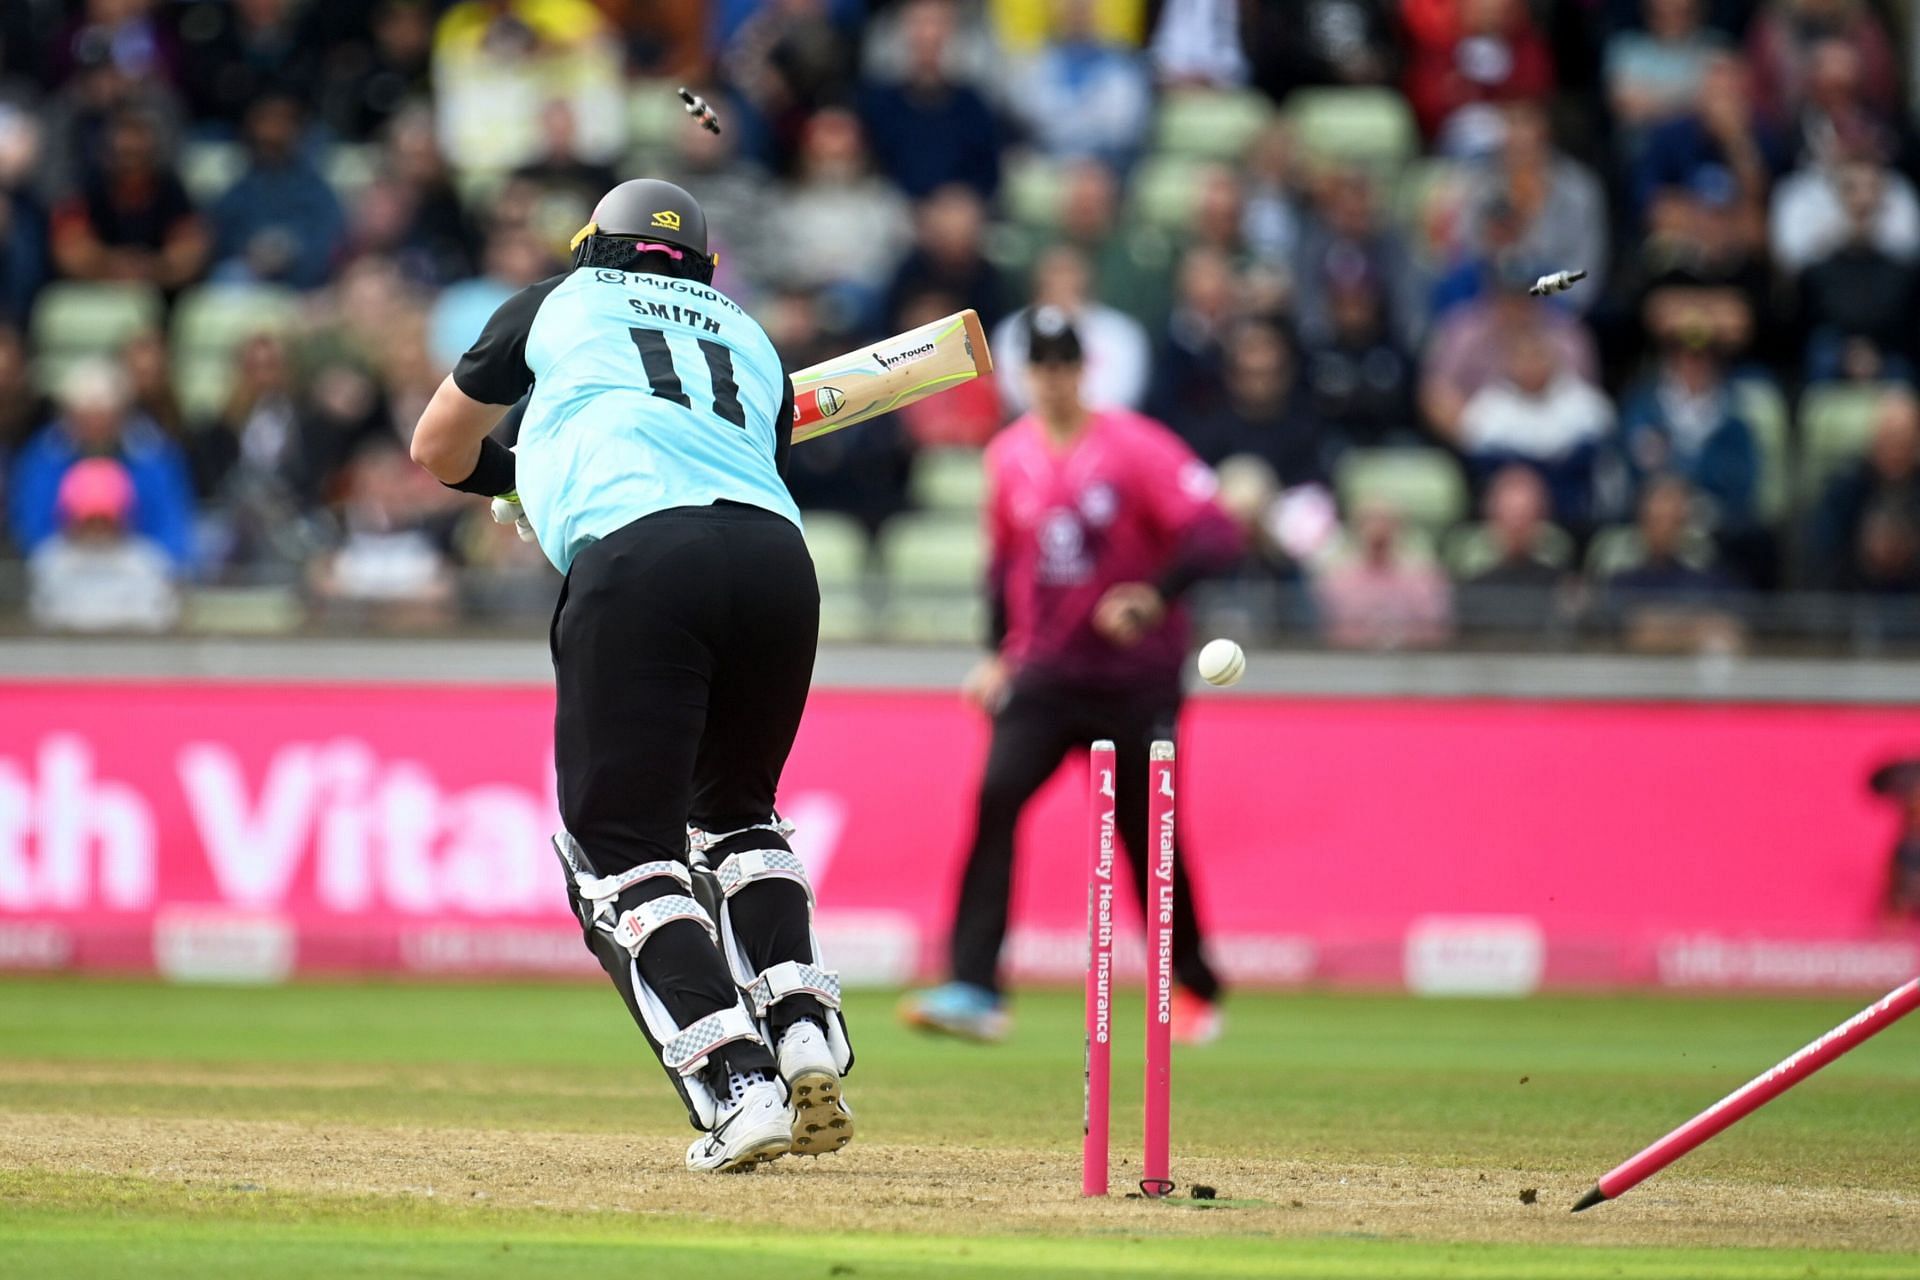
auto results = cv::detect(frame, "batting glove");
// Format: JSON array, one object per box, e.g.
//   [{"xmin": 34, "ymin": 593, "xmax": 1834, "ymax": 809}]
[{"xmin": 490, "ymin": 490, "xmax": 536, "ymax": 543}]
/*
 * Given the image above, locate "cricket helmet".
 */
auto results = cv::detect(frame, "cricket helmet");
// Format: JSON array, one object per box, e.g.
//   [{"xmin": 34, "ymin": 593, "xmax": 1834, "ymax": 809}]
[{"xmin": 570, "ymin": 178, "xmax": 717, "ymax": 283}]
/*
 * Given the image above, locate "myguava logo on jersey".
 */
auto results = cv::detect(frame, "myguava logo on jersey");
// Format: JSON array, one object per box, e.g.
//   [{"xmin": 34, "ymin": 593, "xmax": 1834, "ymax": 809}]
[{"xmin": 816, "ymin": 387, "xmax": 845, "ymax": 418}]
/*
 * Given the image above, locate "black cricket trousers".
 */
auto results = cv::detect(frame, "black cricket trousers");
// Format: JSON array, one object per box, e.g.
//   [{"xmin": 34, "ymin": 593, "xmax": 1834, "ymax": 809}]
[
  {"xmin": 552, "ymin": 502, "xmax": 822, "ymax": 1073},
  {"xmin": 949, "ymin": 674, "xmax": 1223, "ymax": 1002}
]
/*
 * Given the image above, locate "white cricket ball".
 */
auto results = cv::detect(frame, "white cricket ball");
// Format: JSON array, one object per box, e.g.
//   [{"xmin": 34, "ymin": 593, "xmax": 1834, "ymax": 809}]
[{"xmin": 1196, "ymin": 638, "xmax": 1246, "ymax": 688}]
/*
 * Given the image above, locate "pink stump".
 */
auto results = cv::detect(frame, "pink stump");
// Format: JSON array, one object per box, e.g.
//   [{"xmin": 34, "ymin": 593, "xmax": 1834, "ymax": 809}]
[
  {"xmin": 1142, "ymin": 739, "xmax": 1176, "ymax": 1197},
  {"xmin": 1574, "ymin": 975, "xmax": 1920, "ymax": 1210},
  {"xmin": 1082, "ymin": 741, "xmax": 1118, "ymax": 1196}
]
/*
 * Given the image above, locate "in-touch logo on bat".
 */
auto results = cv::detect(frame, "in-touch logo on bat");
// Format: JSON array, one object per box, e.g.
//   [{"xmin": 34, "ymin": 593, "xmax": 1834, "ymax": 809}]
[{"xmin": 873, "ymin": 341, "xmax": 935, "ymax": 370}]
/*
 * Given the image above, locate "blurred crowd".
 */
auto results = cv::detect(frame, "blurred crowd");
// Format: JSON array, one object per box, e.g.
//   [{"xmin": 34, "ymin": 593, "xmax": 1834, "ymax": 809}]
[{"xmin": 5, "ymin": 0, "xmax": 1920, "ymax": 651}]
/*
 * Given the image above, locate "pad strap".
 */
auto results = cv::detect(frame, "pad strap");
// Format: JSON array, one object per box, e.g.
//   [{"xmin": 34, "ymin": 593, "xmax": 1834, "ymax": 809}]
[
  {"xmin": 714, "ymin": 848, "xmax": 812, "ymax": 903},
  {"xmin": 746, "ymin": 959, "xmax": 842, "ymax": 1018},
  {"xmin": 576, "ymin": 860, "xmax": 692, "ymax": 928},
  {"xmin": 689, "ymin": 817, "xmax": 795, "ymax": 855},
  {"xmin": 660, "ymin": 1004, "xmax": 761, "ymax": 1077},
  {"xmin": 611, "ymin": 893, "xmax": 715, "ymax": 954}
]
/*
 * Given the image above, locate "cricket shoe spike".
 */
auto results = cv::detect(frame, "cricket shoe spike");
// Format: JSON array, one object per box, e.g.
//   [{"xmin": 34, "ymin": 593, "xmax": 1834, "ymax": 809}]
[
  {"xmin": 685, "ymin": 1076, "xmax": 792, "ymax": 1172},
  {"xmin": 778, "ymin": 1020, "xmax": 854, "ymax": 1155}
]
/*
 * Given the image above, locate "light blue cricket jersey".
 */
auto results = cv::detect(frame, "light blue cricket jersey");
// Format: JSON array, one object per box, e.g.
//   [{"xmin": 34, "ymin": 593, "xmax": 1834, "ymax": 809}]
[{"xmin": 452, "ymin": 267, "xmax": 800, "ymax": 573}]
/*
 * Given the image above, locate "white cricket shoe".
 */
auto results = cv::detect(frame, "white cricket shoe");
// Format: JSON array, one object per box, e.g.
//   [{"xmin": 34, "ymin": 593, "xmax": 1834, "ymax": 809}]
[
  {"xmin": 777, "ymin": 1020, "xmax": 854, "ymax": 1156},
  {"xmin": 685, "ymin": 1078, "xmax": 792, "ymax": 1173}
]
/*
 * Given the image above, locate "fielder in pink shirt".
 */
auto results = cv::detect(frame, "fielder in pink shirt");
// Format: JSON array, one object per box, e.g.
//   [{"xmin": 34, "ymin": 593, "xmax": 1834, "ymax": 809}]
[{"xmin": 902, "ymin": 310, "xmax": 1243, "ymax": 1045}]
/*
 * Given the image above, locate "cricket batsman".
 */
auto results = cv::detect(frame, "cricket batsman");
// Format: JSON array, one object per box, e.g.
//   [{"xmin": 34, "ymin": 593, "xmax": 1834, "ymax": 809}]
[
  {"xmin": 902, "ymin": 310, "xmax": 1241, "ymax": 1044},
  {"xmin": 410, "ymin": 179, "xmax": 853, "ymax": 1172}
]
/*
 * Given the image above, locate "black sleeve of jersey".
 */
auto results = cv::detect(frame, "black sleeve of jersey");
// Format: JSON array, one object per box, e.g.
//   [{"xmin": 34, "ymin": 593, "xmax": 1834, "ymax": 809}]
[
  {"xmin": 451, "ymin": 275, "xmax": 566, "ymax": 406},
  {"xmin": 774, "ymin": 375, "xmax": 795, "ymax": 479}
]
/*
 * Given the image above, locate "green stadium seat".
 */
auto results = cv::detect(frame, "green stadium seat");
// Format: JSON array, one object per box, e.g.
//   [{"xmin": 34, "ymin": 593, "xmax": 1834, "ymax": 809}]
[
  {"xmin": 801, "ymin": 510, "xmax": 870, "ymax": 589},
  {"xmin": 910, "ymin": 448, "xmax": 987, "ymax": 512},
  {"xmin": 324, "ymin": 144, "xmax": 382, "ymax": 205},
  {"xmin": 1284, "ymin": 87, "xmax": 1418, "ymax": 172},
  {"xmin": 1153, "ymin": 89, "xmax": 1275, "ymax": 161},
  {"xmin": 1585, "ymin": 524, "xmax": 1718, "ymax": 578},
  {"xmin": 878, "ymin": 512, "xmax": 984, "ymax": 588},
  {"xmin": 1798, "ymin": 383, "xmax": 1893, "ymax": 504},
  {"xmin": 175, "ymin": 356, "xmax": 234, "ymax": 422},
  {"xmin": 1003, "ymin": 151, "xmax": 1069, "ymax": 228},
  {"xmin": 879, "ymin": 594, "xmax": 985, "ymax": 644},
  {"xmin": 1335, "ymin": 447, "xmax": 1468, "ymax": 534},
  {"xmin": 1440, "ymin": 522, "xmax": 1575, "ymax": 579},
  {"xmin": 181, "ymin": 140, "xmax": 243, "ymax": 203},
  {"xmin": 1730, "ymin": 377, "xmax": 1790, "ymax": 525},
  {"xmin": 173, "ymin": 284, "xmax": 302, "ymax": 360},
  {"xmin": 1128, "ymin": 154, "xmax": 1214, "ymax": 231},
  {"xmin": 31, "ymin": 283, "xmax": 164, "ymax": 390}
]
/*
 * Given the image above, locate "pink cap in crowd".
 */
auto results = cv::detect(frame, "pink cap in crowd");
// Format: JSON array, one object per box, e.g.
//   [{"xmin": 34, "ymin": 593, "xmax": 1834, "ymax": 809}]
[{"xmin": 56, "ymin": 457, "xmax": 135, "ymax": 526}]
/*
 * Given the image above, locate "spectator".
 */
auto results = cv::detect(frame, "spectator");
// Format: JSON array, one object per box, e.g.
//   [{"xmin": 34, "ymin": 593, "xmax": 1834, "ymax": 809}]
[
  {"xmin": 430, "ymin": 0, "xmax": 625, "ymax": 177},
  {"xmin": 8, "ymin": 359, "xmax": 196, "ymax": 566},
  {"xmin": 510, "ymin": 99, "xmax": 617, "ymax": 229},
  {"xmin": 1781, "ymin": 36, "xmax": 1915, "ymax": 172},
  {"xmin": 1773, "ymin": 153, "xmax": 1920, "ymax": 278},
  {"xmin": 1245, "ymin": 0, "xmax": 1396, "ymax": 100},
  {"xmin": 1008, "ymin": 0, "xmax": 1152, "ymax": 173},
  {"xmin": 1400, "ymin": 0, "xmax": 1554, "ymax": 151},
  {"xmin": 428, "ymin": 222, "xmax": 557, "ymax": 370},
  {"xmin": 1150, "ymin": 0, "xmax": 1249, "ymax": 87},
  {"xmin": 210, "ymin": 95, "xmax": 348, "ymax": 292},
  {"xmin": 0, "ymin": 325, "xmax": 51, "ymax": 461},
  {"xmin": 1315, "ymin": 501, "xmax": 1453, "ymax": 649},
  {"xmin": 859, "ymin": 0, "xmax": 1001, "ymax": 200},
  {"xmin": 1177, "ymin": 321, "xmax": 1333, "ymax": 489},
  {"xmin": 310, "ymin": 440, "xmax": 457, "ymax": 627},
  {"xmin": 1149, "ymin": 247, "xmax": 1240, "ymax": 425},
  {"xmin": 352, "ymin": 106, "xmax": 479, "ymax": 285},
  {"xmin": 1607, "ymin": 474, "xmax": 1742, "ymax": 652},
  {"xmin": 1849, "ymin": 499, "xmax": 1920, "ymax": 596},
  {"xmin": 1617, "ymin": 332, "xmax": 1759, "ymax": 527},
  {"xmin": 1421, "ymin": 278, "xmax": 1599, "ymax": 442},
  {"xmin": 178, "ymin": 0, "xmax": 315, "ymax": 132},
  {"xmin": 1018, "ymin": 158, "xmax": 1175, "ymax": 329},
  {"xmin": 1466, "ymin": 463, "xmax": 1563, "ymax": 592},
  {"xmin": 0, "ymin": 103, "xmax": 47, "ymax": 327},
  {"xmin": 1240, "ymin": 121, "xmax": 1305, "ymax": 272},
  {"xmin": 1633, "ymin": 52, "xmax": 1781, "ymax": 234},
  {"xmin": 27, "ymin": 457, "xmax": 179, "ymax": 633},
  {"xmin": 40, "ymin": 16, "xmax": 188, "ymax": 202},
  {"xmin": 1293, "ymin": 166, "xmax": 1424, "ymax": 354},
  {"xmin": 1746, "ymin": 0, "xmax": 1898, "ymax": 129},
  {"xmin": 50, "ymin": 107, "xmax": 208, "ymax": 292},
  {"xmin": 1811, "ymin": 388, "xmax": 1920, "ymax": 587},
  {"xmin": 1467, "ymin": 103, "xmax": 1610, "ymax": 309},
  {"xmin": 992, "ymin": 245, "xmax": 1152, "ymax": 416},
  {"xmin": 120, "ymin": 328, "xmax": 183, "ymax": 440},
  {"xmin": 53, "ymin": 0, "xmax": 181, "ymax": 91},
  {"xmin": 1454, "ymin": 326, "xmax": 1615, "ymax": 526},
  {"xmin": 1300, "ymin": 255, "xmax": 1418, "ymax": 447},
  {"xmin": 1605, "ymin": 0, "xmax": 1726, "ymax": 151},
  {"xmin": 884, "ymin": 185, "xmax": 1008, "ymax": 333},
  {"xmin": 720, "ymin": 0, "xmax": 860, "ymax": 163},
  {"xmin": 316, "ymin": 0, "xmax": 435, "ymax": 142},
  {"xmin": 769, "ymin": 107, "xmax": 913, "ymax": 331},
  {"xmin": 1799, "ymin": 163, "xmax": 1920, "ymax": 383}
]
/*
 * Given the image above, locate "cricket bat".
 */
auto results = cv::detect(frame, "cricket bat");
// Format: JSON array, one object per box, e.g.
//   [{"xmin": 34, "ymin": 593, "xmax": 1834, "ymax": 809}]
[{"xmin": 789, "ymin": 309, "xmax": 992, "ymax": 444}]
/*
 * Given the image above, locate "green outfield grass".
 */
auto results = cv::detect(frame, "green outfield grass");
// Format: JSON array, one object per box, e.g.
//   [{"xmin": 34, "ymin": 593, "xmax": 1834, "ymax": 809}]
[{"xmin": 1, "ymin": 980, "xmax": 1916, "ymax": 1278}]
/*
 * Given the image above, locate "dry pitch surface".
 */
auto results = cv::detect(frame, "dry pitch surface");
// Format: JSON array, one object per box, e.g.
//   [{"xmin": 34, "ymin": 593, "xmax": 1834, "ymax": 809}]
[{"xmin": 1, "ymin": 981, "xmax": 1916, "ymax": 1278}]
